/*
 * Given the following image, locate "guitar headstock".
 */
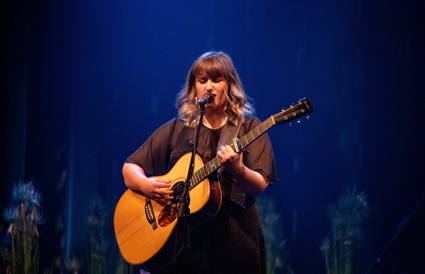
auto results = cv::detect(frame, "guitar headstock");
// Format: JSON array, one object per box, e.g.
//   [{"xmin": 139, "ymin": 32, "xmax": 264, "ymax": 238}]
[{"xmin": 272, "ymin": 97, "xmax": 313, "ymax": 125}]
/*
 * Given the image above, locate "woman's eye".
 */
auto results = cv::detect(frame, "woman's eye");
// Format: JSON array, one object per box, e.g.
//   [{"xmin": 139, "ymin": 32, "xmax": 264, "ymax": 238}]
[
  {"xmin": 197, "ymin": 76, "xmax": 223, "ymax": 84},
  {"xmin": 197, "ymin": 77, "xmax": 207, "ymax": 84}
]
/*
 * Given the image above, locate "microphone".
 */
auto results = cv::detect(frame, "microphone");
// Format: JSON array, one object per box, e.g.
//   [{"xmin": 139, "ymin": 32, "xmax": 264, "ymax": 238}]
[{"xmin": 197, "ymin": 92, "xmax": 215, "ymax": 105}]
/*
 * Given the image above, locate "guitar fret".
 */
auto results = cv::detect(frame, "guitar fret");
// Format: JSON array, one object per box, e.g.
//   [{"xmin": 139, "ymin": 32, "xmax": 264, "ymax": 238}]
[
  {"xmin": 240, "ymin": 118, "xmax": 273, "ymax": 148},
  {"xmin": 190, "ymin": 157, "xmax": 221, "ymax": 189}
]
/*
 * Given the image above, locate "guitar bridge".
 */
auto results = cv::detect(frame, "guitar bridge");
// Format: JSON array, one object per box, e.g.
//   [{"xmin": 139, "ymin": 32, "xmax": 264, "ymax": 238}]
[{"xmin": 145, "ymin": 198, "xmax": 158, "ymax": 230}]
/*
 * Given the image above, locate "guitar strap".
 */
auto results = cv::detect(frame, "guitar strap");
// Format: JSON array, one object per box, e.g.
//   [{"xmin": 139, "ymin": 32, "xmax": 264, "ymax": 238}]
[
  {"xmin": 217, "ymin": 120, "xmax": 242, "ymax": 152},
  {"xmin": 217, "ymin": 119, "xmax": 255, "ymax": 209},
  {"xmin": 216, "ymin": 120, "xmax": 242, "ymax": 176}
]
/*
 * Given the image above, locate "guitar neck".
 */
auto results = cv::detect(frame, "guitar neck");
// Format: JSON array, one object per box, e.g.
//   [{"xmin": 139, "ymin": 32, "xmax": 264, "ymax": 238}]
[
  {"xmin": 188, "ymin": 97, "xmax": 313, "ymax": 190},
  {"xmin": 238, "ymin": 116, "xmax": 275, "ymax": 149},
  {"xmin": 189, "ymin": 116, "xmax": 275, "ymax": 189}
]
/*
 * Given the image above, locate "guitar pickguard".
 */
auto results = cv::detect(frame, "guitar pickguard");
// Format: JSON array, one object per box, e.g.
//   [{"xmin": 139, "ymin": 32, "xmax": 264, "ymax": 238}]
[{"xmin": 158, "ymin": 203, "xmax": 178, "ymax": 227}]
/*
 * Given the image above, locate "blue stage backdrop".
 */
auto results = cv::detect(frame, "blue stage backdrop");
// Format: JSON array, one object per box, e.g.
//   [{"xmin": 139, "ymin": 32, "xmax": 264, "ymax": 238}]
[{"xmin": 1, "ymin": 0, "xmax": 424, "ymax": 273}]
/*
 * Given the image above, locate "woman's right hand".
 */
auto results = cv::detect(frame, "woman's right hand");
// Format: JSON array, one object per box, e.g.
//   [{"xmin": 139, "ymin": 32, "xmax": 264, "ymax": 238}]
[
  {"xmin": 122, "ymin": 163, "xmax": 174, "ymax": 206},
  {"xmin": 144, "ymin": 178, "xmax": 174, "ymax": 206}
]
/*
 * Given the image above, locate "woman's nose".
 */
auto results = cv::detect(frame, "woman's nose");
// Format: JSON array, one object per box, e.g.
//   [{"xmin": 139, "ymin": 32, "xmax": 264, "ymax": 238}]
[{"xmin": 206, "ymin": 80, "xmax": 213, "ymax": 91}]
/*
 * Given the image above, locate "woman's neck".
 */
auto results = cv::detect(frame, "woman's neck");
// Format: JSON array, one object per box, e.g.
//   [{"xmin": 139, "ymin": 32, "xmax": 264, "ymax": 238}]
[{"xmin": 203, "ymin": 113, "xmax": 227, "ymax": 129}]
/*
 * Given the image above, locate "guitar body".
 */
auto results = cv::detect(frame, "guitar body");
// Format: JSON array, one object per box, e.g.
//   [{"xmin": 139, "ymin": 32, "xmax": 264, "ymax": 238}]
[{"xmin": 113, "ymin": 153, "xmax": 222, "ymax": 270}]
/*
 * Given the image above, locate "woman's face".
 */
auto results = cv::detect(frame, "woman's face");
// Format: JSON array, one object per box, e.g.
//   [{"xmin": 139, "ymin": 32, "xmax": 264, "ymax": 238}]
[{"xmin": 195, "ymin": 75, "xmax": 228, "ymax": 111}]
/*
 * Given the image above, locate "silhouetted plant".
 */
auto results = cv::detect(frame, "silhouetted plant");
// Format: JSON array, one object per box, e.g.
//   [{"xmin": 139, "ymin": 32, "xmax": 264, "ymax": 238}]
[
  {"xmin": 321, "ymin": 187, "xmax": 369, "ymax": 274},
  {"xmin": 65, "ymin": 255, "xmax": 82, "ymax": 274},
  {"xmin": 86, "ymin": 196, "xmax": 109, "ymax": 274},
  {"xmin": 1, "ymin": 225, "xmax": 12, "ymax": 273},
  {"xmin": 258, "ymin": 196, "xmax": 293, "ymax": 274},
  {"xmin": 2, "ymin": 180, "xmax": 44, "ymax": 274}
]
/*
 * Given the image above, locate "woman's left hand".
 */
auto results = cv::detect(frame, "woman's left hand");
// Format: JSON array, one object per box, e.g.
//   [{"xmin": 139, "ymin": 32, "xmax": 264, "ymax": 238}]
[{"xmin": 217, "ymin": 144, "xmax": 244, "ymax": 175}]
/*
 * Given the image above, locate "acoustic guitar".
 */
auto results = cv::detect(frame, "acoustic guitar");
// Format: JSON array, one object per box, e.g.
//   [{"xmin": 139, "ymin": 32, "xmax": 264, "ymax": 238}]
[{"xmin": 114, "ymin": 97, "xmax": 313, "ymax": 272}]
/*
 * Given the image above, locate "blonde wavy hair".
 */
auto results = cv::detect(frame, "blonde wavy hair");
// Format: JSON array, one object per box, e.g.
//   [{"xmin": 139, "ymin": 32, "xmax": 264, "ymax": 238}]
[{"xmin": 176, "ymin": 51, "xmax": 255, "ymax": 128}]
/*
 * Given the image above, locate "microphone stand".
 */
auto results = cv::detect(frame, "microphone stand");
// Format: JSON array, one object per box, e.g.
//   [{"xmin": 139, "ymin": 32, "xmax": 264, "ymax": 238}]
[{"xmin": 178, "ymin": 101, "xmax": 206, "ymax": 259}]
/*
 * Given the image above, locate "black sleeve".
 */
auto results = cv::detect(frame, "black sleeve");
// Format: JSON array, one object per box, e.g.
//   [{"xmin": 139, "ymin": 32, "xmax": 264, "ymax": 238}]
[{"xmin": 125, "ymin": 118, "xmax": 177, "ymax": 177}]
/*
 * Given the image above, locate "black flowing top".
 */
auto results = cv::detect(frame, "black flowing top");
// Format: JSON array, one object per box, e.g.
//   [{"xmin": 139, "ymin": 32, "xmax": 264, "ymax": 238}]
[{"xmin": 126, "ymin": 116, "xmax": 278, "ymax": 274}]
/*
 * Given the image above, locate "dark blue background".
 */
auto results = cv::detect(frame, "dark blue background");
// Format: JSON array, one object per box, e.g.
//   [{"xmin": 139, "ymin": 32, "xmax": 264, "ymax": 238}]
[{"xmin": 1, "ymin": 0, "xmax": 424, "ymax": 273}]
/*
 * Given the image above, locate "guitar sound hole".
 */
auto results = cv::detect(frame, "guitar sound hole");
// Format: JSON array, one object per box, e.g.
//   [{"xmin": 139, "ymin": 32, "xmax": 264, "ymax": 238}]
[{"xmin": 170, "ymin": 181, "xmax": 185, "ymax": 204}]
